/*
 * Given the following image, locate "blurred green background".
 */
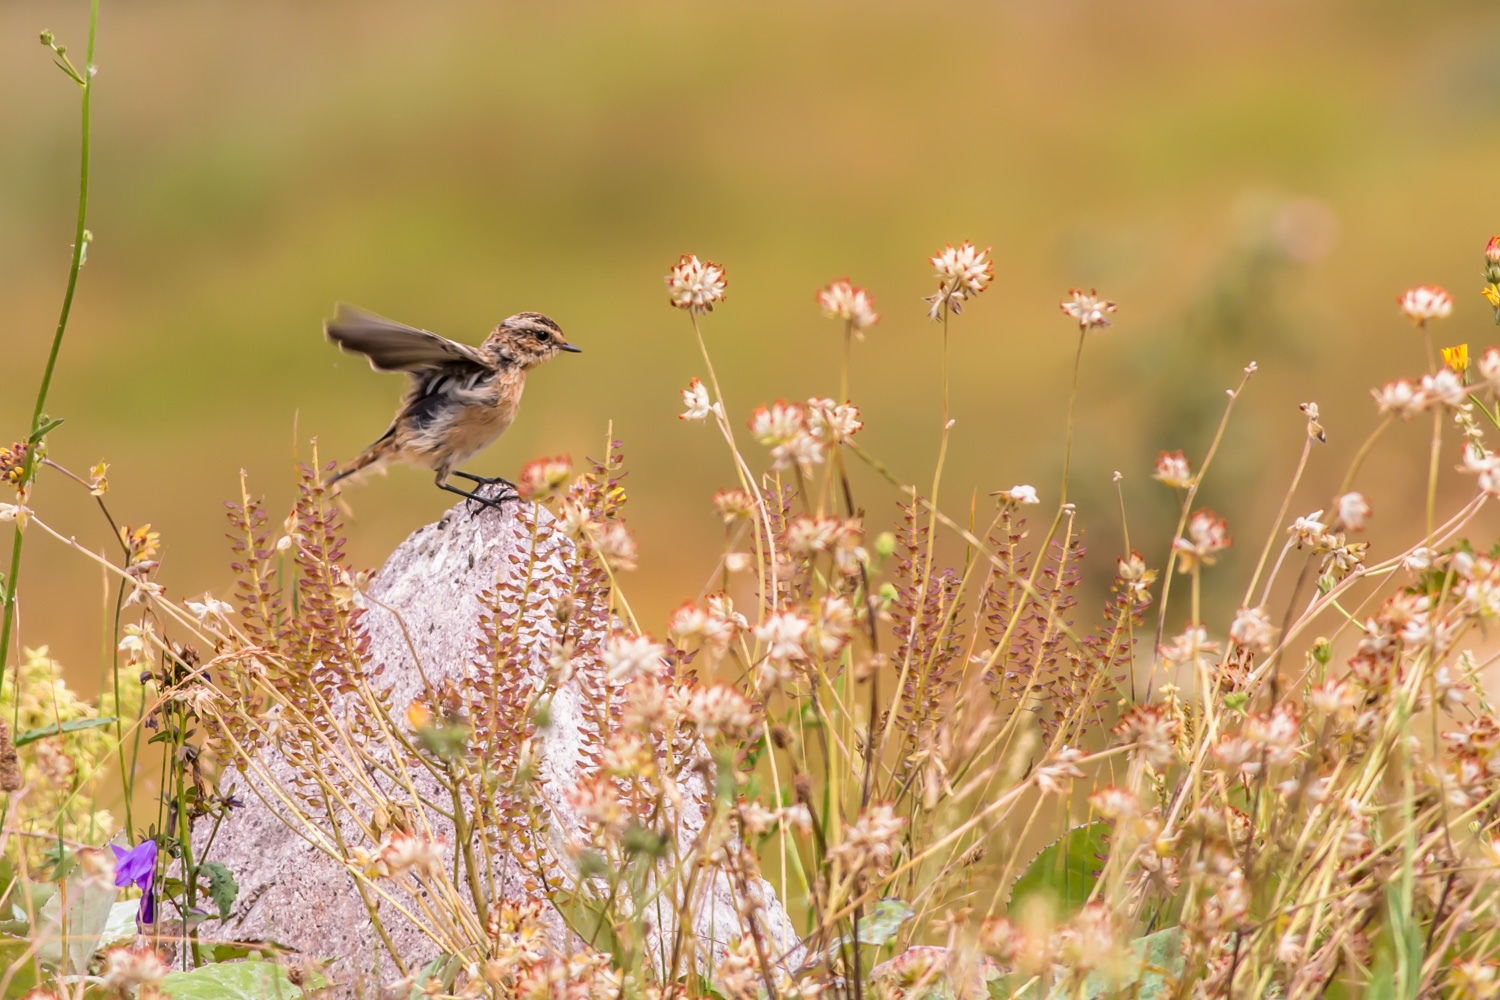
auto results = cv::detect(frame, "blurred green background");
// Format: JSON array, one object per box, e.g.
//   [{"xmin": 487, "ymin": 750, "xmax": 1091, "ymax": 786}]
[{"xmin": 4, "ymin": 0, "xmax": 1500, "ymax": 687}]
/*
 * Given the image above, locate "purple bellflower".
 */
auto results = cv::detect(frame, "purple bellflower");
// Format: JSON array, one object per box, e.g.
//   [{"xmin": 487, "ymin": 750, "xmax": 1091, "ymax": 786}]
[{"xmin": 111, "ymin": 839, "xmax": 156, "ymax": 924}]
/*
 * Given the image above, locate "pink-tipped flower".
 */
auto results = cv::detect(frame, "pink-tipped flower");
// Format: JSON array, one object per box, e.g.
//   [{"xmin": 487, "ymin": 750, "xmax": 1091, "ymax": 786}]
[
  {"xmin": 666, "ymin": 254, "xmax": 728, "ymax": 313},
  {"xmin": 1172, "ymin": 509, "xmax": 1232, "ymax": 569},
  {"xmin": 712, "ymin": 488, "xmax": 757, "ymax": 524},
  {"xmin": 516, "ymin": 454, "xmax": 572, "ymax": 501},
  {"xmin": 996, "ymin": 484, "xmax": 1039, "ymax": 506},
  {"xmin": 924, "ymin": 241, "xmax": 993, "ymax": 319},
  {"xmin": 603, "ymin": 634, "xmax": 666, "ymax": 684},
  {"xmin": 817, "ymin": 279, "xmax": 880, "ymax": 337},
  {"xmin": 680, "ymin": 378, "xmax": 722, "ymax": 421},
  {"xmin": 1060, "ymin": 288, "xmax": 1117, "ymax": 332},
  {"xmin": 1335, "ymin": 491, "xmax": 1371, "ymax": 532},
  {"xmin": 1152, "ymin": 451, "xmax": 1194, "ymax": 489},
  {"xmin": 1398, "ymin": 285, "xmax": 1453, "ymax": 326},
  {"xmin": 1229, "ymin": 606, "xmax": 1278, "ymax": 654},
  {"xmin": 376, "ymin": 831, "xmax": 446, "ymax": 879},
  {"xmin": 1488, "ymin": 237, "xmax": 1500, "ymax": 263},
  {"xmin": 1372, "ymin": 379, "xmax": 1429, "ymax": 420}
]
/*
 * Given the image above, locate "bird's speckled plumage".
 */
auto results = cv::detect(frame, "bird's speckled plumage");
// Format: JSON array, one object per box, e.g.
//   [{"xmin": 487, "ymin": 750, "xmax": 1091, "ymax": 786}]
[{"xmin": 323, "ymin": 304, "xmax": 580, "ymax": 491}]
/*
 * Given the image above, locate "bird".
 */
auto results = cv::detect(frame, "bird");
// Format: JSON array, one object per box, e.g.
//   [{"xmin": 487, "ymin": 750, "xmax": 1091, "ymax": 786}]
[{"xmin": 323, "ymin": 303, "xmax": 581, "ymax": 508}]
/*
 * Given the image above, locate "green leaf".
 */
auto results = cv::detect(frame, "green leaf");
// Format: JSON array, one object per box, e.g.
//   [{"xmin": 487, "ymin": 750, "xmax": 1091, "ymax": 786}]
[
  {"xmin": 158, "ymin": 959, "xmax": 314, "ymax": 999},
  {"xmin": 198, "ymin": 862, "xmax": 239, "ymax": 921},
  {"xmin": 27, "ymin": 417, "xmax": 64, "ymax": 444},
  {"xmin": 35, "ymin": 863, "xmax": 120, "ymax": 973},
  {"xmin": 829, "ymin": 898, "xmax": 915, "ymax": 953},
  {"xmin": 0, "ymin": 936, "xmax": 39, "ymax": 994},
  {"xmin": 14, "ymin": 716, "xmax": 118, "ymax": 747},
  {"xmin": 406, "ymin": 953, "xmax": 462, "ymax": 999},
  {"xmin": 995, "ymin": 927, "xmax": 1185, "ymax": 1000},
  {"xmin": 1009, "ymin": 822, "xmax": 1109, "ymax": 917}
]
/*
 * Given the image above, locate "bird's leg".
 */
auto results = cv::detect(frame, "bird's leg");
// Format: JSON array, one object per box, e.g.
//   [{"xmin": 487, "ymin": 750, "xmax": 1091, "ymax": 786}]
[
  {"xmin": 451, "ymin": 470, "xmax": 517, "ymax": 489},
  {"xmin": 436, "ymin": 475, "xmax": 518, "ymax": 514}
]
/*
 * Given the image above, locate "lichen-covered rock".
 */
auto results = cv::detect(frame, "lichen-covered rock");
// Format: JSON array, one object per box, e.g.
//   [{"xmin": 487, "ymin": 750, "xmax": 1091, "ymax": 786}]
[{"xmin": 198, "ymin": 493, "xmax": 795, "ymax": 993}]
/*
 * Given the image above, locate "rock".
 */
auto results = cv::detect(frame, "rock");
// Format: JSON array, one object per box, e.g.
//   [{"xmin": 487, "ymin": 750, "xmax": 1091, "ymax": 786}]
[{"xmin": 197, "ymin": 492, "xmax": 796, "ymax": 994}]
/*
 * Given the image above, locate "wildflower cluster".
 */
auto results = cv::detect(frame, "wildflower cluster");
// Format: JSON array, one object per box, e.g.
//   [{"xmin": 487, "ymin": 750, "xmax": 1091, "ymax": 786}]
[{"xmin": 15, "ymin": 218, "xmax": 1500, "ymax": 1000}]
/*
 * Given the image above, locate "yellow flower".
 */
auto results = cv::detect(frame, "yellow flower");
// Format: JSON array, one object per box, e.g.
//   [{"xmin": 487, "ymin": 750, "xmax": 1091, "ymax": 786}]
[
  {"xmin": 1442, "ymin": 343, "xmax": 1469, "ymax": 374},
  {"xmin": 1483, "ymin": 285, "xmax": 1500, "ymax": 308}
]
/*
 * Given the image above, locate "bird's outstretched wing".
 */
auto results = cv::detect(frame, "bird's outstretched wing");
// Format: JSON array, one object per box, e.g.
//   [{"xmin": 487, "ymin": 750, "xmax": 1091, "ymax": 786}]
[{"xmin": 325, "ymin": 303, "xmax": 493, "ymax": 373}]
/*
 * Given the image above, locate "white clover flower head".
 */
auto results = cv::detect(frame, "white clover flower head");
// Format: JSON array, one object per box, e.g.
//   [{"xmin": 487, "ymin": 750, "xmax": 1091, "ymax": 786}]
[
  {"xmin": 679, "ymin": 378, "xmax": 722, "ymax": 421},
  {"xmin": 1288, "ymin": 509, "xmax": 1327, "ymax": 547},
  {"xmin": 750, "ymin": 401, "xmax": 826, "ymax": 472},
  {"xmin": 806, "ymin": 397, "xmax": 863, "ymax": 443},
  {"xmin": 1398, "ymin": 285, "xmax": 1453, "ymax": 325},
  {"xmin": 1152, "ymin": 451, "xmax": 1193, "ymax": 489},
  {"xmin": 817, "ymin": 278, "xmax": 880, "ymax": 335},
  {"xmin": 1421, "ymin": 368, "xmax": 1468, "ymax": 408},
  {"xmin": 185, "ymin": 595, "xmax": 234, "ymax": 622},
  {"xmin": 809, "ymin": 594, "xmax": 856, "ymax": 657},
  {"xmin": 786, "ymin": 515, "xmax": 841, "ymax": 557},
  {"xmin": 1034, "ymin": 747, "xmax": 1085, "ymax": 796},
  {"xmin": 1088, "ymin": 785, "xmax": 1139, "ymax": 821},
  {"xmin": 712, "ymin": 488, "xmax": 757, "ymax": 523},
  {"xmin": 591, "ymin": 522, "xmax": 638, "ymax": 571},
  {"xmin": 755, "ymin": 611, "xmax": 811, "ymax": 663},
  {"xmin": 517, "ymin": 454, "xmax": 573, "ymax": 501},
  {"xmin": 665, "ymin": 254, "xmax": 727, "ymax": 313},
  {"xmin": 1229, "ymin": 606, "xmax": 1278, "ymax": 654},
  {"xmin": 1372, "ymin": 379, "xmax": 1429, "ymax": 420},
  {"xmin": 924, "ymin": 240, "xmax": 993, "ymax": 319},
  {"xmin": 685, "ymin": 684, "xmax": 756, "ymax": 738},
  {"xmin": 1479, "ymin": 347, "xmax": 1500, "ymax": 388},
  {"xmin": 998, "ymin": 484, "xmax": 1039, "ymax": 505},
  {"xmin": 1172, "ymin": 509, "xmax": 1232, "ymax": 568},
  {"xmin": 1335, "ymin": 492, "xmax": 1371, "ymax": 532},
  {"xmin": 1060, "ymin": 288, "xmax": 1117, "ymax": 331},
  {"xmin": 1460, "ymin": 442, "xmax": 1500, "ymax": 497},
  {"xmin": 101, "ymin": 945, "xmax": 169, "ymax": 995},
  {"xmin": 376, "ymin": 831, "xmax": 446, "ymax": 879},
  {"xmin": 1403, "ymin": 546, "xmax": 1435, "ymax": 573},
  {"xmin": 1159, "ymin": 625, "xmax": 1220, "ymax": 666},
  {"xmin": 603, "ymin": 634, "xmax": 666, "ymax": 684}
]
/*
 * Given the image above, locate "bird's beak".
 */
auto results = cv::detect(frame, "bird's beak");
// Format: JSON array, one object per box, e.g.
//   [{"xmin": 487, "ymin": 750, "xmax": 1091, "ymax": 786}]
[{"xmin": 559, "ymin": 342, "xmax": 583, "ymax": 353}]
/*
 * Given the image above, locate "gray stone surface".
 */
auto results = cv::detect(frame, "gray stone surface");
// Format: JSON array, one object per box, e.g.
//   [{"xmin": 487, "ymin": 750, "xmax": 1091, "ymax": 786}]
[{"xmin": 198, "ymin": 493, "xmax": 795, "ymax": 993}]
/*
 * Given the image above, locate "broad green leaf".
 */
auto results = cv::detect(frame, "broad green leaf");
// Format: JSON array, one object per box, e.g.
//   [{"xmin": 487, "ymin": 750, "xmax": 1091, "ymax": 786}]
[
  {"xmin": 99, "ymin": 899, "xmax": 142, "ymax": 948},
  {"xmin": 14, "ymin": 717, "xmax": 118, "ymax": 747},
  {"xmin": 0, "ymin": 936, "xmax": 40, "ymax": 994},
  {"xmin": 994, "ymin": 927, "xmax": 1185, "ymax": 1000},
  {"xmin": 199, "ymin": 862, "xmax": 239, "ymax": 921},
  {"xmin": 158, "ymin": 959, "xmax": 314, "ymax": 999},
  {"xmin": 829, "ymin": 898, "xmax": 915, "ymax": 953},
  {"xmin": 1009, "ymin": 822, "xmax": 1109, "ymax": 916},
  {"xmin": 35, "ymin": 868, "xmax": 119, "ymax": 973}
]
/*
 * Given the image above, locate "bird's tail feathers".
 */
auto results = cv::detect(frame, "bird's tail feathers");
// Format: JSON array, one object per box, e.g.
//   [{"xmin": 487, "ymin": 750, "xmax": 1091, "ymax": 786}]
[{"xmin": 326, "ymin": 434, "xmax": 396, "ymax": 487}]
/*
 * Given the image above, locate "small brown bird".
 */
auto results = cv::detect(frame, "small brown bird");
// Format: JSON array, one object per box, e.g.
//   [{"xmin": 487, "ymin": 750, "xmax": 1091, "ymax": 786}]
[{"xmin": 324, "ymin": 303, "xmax": 581, "ymax": 507}]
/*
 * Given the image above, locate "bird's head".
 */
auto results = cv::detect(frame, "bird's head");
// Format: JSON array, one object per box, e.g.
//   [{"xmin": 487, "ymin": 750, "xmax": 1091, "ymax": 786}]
[{"xmin": 483, "ymin": 312, "xmax": 582, "ymax": 368}]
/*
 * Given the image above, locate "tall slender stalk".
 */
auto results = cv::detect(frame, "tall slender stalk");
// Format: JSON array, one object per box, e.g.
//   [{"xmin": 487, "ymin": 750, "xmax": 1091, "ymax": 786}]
[{"xmin": 0, "ymin": 0, "xmax": 100, "ymax": 689}]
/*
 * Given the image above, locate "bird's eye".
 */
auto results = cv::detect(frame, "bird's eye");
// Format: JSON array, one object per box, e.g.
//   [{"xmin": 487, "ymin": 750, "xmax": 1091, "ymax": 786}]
[{"xmin": 536, "ymin": 331, "xmax": 551, "ymax": 342}]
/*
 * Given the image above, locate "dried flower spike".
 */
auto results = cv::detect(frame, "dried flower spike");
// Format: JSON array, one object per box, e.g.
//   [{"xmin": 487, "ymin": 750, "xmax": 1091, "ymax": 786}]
[{"xmin": 666, "ymin": 254, "xmax": 727, "ymax": 313}]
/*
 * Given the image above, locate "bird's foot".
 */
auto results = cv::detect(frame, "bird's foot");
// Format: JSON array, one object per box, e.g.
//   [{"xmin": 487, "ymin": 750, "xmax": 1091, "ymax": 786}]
[
  {"xmin": 451, "ymin": 470, "xmax": 517, "ymax": 489},
  {"xmin": 438, "ymin": 481, "xmax": 520, "ymax": 515}
]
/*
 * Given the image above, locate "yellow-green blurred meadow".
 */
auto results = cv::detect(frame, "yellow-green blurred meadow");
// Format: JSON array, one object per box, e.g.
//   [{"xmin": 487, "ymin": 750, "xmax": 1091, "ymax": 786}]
[{"xmin": 4, "ymin": 0, "xmax": 1500, "ymax": 688}]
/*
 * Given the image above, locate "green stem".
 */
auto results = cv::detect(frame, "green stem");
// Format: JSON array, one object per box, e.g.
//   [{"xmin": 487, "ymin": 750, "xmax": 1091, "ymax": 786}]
[{"xmin": 0, "ymin": 0, "xmax": 99, "ymax": 689}]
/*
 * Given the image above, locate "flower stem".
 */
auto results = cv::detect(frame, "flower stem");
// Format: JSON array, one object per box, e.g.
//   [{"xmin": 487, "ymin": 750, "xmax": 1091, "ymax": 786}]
[
  {"xmin": 1058, "ymin": 328, "xmax": 1087, "ymax": 508},
  {"xmin": 0, "ymin": 0, "xmax": 98, "ymax": 690}
]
